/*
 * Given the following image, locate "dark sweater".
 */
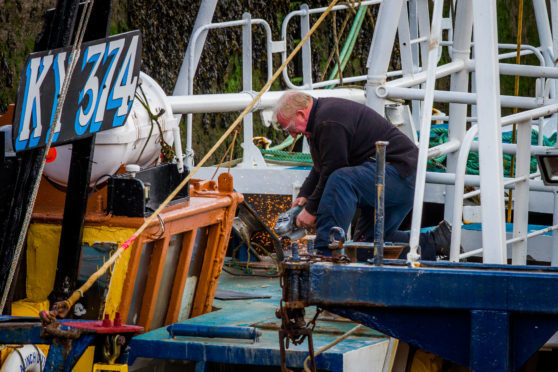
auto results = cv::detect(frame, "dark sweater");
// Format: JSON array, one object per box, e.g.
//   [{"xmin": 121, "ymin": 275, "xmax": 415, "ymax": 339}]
[{"xmin": 298, "ymin": 97, "xmax": 418, "ymax": 215}]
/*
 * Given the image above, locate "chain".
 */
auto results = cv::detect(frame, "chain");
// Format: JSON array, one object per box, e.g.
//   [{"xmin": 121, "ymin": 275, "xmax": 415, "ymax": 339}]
[
  {"xmin": 291, "ymin": 253, "xmax": 351, "ymax": 265},
  {"xmin": 278, "ymin": 250, "xmax": 350, "ymax": 372}
]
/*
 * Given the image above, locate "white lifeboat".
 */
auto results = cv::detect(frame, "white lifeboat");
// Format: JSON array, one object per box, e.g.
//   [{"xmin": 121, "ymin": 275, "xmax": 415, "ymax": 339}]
[{"xmin": 43, "ymin": 72, "xmax": 178, "ymax": 187}]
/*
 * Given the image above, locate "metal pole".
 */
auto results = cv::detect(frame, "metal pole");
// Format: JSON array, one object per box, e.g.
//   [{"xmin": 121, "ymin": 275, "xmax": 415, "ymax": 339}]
[
  {"xmin": 376, "ymin": 86, "xmax": 557, "ymax": 109},
  {"xmin": 445, "ymin": 0, "xmax": 473, "ymax": 221},
  {"xmin": 300, "ymin": 4, "xmax": 313, "ymax": 90},
  {"xmin": 532, "ymin": 0, "xmax": 556, "ymax": 97},
  {"xmin": 365, "ymin": 0, "xmax": 405, "ymax": 114},
  {"xmin": 450, "ymin": 125, "xmax": 479, "ymax": 261},
  {"xmin": 385, "ymin": 60, "xmax": 466, "ymax": 89},
  {"xmin": 239, "ymin": 13, "xmax": 266, "ymax": 168},
  {"xmin": 408, "ymin": 0, "xmax": 444, "ymax": 261},
  {"xmin": 174, "ymin": 0, "xmax": 217, "ymax": 169},
  {"xmin": 374, "ymin": 141, "xmax": 389, "ymax": 266},
  {"xmin": 471, "ymin": 0, "xmax": 508, "ymax": 264},
  {"xmin": 168, "ymin": 88, "xmax": 366, "ymax": 114},
  {"xmin": 173, "ymin": 0, "xmax": 218, "ymax": 96},
  {"xmin": 511, "ymin": 120, "xmax": 532, "ymax": 264},
  {"xmin": 552, "ymin": 191, "xmax": 558, "ymax": 266}
]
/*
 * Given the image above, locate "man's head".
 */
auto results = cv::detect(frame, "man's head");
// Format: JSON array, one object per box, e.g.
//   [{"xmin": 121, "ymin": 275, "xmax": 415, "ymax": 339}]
[{"xmin": 273, "ymin": 91, "xmax": 313, "ymax": 138}]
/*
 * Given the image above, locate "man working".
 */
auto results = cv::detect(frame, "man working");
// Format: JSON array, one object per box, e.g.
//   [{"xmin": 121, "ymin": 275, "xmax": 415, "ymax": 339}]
[{"xmin": 273, "ymin": 91, "xmax": 452, "ymax": 260}]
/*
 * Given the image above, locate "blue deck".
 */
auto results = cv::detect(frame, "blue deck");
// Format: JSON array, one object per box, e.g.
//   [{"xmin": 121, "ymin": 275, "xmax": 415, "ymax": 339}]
[{"xmin": 129, "ymin": 271, "xmax": 391, "ymax": 371}]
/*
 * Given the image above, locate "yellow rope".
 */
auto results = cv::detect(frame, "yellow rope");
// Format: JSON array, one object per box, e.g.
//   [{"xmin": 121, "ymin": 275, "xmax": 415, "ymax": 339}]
[
  {"xmin": 506, "ymin": 0, "xmax": 524, "ymax": 223},
  {"xmin": 227, "ymin": 129, "xmax": 239, "ymax": 174},
  {"xmin": 211, "ymin": 131, "xmax": 238, "ymax": 180},
  {"xmin": 58, "ymin": 0, "xmax": 342, "ymax": 314},
  {"xmin": 320, "ymin": 7, "xmax": 352, "ymax": 82}
]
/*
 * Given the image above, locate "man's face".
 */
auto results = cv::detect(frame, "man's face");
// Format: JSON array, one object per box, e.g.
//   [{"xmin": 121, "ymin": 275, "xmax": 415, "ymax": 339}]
[{"xmin": 277, "ymin": 111, "xmax": 308, "ymax": 138}]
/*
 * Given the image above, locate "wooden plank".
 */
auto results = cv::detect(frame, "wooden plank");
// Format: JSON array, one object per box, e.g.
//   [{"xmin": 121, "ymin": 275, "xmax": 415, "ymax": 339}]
[
  {"xmin": 199, "ymin": 199, "xmax": 239, "ymax": 314},
  {"xmin": 138, "ymin": 235, "xmax": 170, "ymax": 330},
  {"xmin": 118, "ymin": 236, "xmax": 145, "ymax": 322},
  {"xmin": 165, "ymin": 229, "xmax": 198, "ymax": 324},
  {"xmin": 190, "ymin": 224, "xmax": 221, "ymax": 317}
]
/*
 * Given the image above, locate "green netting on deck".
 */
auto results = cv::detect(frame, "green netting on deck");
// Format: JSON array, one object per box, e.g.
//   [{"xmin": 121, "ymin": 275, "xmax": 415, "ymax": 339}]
[
  {"xmin": 261, "ymin": 149, "xmax": 313, "ymax": 163},
  {"xmin": 260, "ymin": 127, "xmax": 557, "ymax": 175},
  {"xmin": 427, "ymin": 127, "xmax": 557, "ymax": 176}
]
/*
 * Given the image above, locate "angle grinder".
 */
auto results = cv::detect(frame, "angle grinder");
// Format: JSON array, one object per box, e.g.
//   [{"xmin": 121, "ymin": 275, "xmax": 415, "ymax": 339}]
[{"xmin": 274, "ymin": 205, "xmax": 307, "ymax": 241}]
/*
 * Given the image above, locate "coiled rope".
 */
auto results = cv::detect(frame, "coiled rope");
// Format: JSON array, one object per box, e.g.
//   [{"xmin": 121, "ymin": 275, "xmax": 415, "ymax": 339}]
[
  {"xmin": 0, "ymin": 0, "xmax": 96, "ymax": 314},
  {"xmin": 50, "ymin": 0, "xmax": 343, "ymax": 318}
]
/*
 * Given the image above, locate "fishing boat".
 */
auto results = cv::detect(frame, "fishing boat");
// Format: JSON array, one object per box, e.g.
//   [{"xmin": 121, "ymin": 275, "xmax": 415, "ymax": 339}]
[{"xmin": 2, "ymin": 0, "xmax": 558, "ymax": 371}]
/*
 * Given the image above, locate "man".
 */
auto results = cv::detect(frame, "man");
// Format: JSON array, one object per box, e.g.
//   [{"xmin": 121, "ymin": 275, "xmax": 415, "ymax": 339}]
[{"xmin": 273, "ymin": 91, "xmax": 452, "ymax": 260}]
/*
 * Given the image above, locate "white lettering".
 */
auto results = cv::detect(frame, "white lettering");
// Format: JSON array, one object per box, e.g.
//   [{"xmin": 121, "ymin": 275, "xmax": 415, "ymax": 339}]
[{"xmin": 16, "ymin": 55, "xmax": 53, "ymax": 149}]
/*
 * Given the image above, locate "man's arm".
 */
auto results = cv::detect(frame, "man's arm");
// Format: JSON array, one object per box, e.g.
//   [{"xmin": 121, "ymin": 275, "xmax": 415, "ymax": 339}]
[
  {"xmin": 297, "ymin": 167, "xmax": 319, "ymax": 202},
  {"xmin": 304, "ymin": 122, "xmax": 350, "ymax": 215}
]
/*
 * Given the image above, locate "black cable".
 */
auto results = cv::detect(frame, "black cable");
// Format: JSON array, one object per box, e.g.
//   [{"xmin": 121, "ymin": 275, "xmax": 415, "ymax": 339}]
[{"xmin": 89, "ymin": 173, "xmax": 113, "ymax": 196}]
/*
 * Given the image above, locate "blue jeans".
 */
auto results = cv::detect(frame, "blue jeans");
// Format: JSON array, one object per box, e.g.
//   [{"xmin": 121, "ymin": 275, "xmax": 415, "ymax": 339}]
[{"xmin": 314, "ymin": 162, "xmax": 436, "ymax": 260}]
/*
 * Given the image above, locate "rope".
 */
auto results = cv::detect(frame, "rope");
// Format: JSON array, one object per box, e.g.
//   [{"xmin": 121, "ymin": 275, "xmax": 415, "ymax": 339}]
[
  {"xmin": 303, "ymin": 323, "xmax": 364, "ymax": 372},
  {"xmin": 0, "ymin": 0, "xmax": 95, "ymax": 314},
  {"xmin": 332, "ymin": 11, "xmax": 344, "ymax": 86},
  {"xmin": 52, "ymin": 0, "xmax": 342, "ymax": 317},
  {"xmin": 506, "ymin": 0, "xmax": 525, "ymax": 223},
  {"xmin": 210, "ymin": 130, "xmax": 238, "ymax": 181},
  {"xmin": 320, "ymin": 6, "xmax": 353, "ymax": 82},
  {"xmin": 227, "ymin": 129, "xmax": 238, "ymax": 174}
]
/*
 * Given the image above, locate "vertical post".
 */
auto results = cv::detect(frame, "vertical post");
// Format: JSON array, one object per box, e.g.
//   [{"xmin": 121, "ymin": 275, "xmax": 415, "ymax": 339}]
[
  {"xmin": 174, "ymin": 0, "xmax": 218, "ymax": 169},
  {"xmin": 397, "ymin": 2, "xmax": 414, "ymax": 76},
  {"xmin": 0, "ymin": 0, "xmax": 81, "ymax": 314},
  {"xmin": 552, "ymin": 191, "xmax": 558, "ymax": 267},
  {"xmin": 472, "ymin": 0, "xmax": 507, "ymax": 264},
  {"xmin": 408, "ymin": 0, "xmax": 444, "ymax": 261},
  {"xmin": 532, "ymin": 0, "xmax": 556, "ymax": 98},
  {"xmin": 239, "ymin": 13, "xmax": 266, "ymax": 168},
  {"xmin": 444, "ymin": 0, "xmax": 473, "ymax": 221},
  {"xmin": 365, "ymin": 0, "xmax": 405, "ymax": 115},
  {"xmin": 470, "ymin": 310, "xmax": 510, "ymax": 371},
  {"xmin": 52, "ymin": 0, "xmax": 112, "ymax": 302},
  {"xmin": 300, "ymin": 4, "xmax": 313, "ymax": 90},
  {"xmin": 511, "ymin": 120, "xmax": 531, "ymax": 264},
  {"xmin": 173, "ymin": 0, "xmax": 218, "ymax": 96},
  {"xmin": 408, "ymin": 0, "xmax": 422, "ymax": 126},
  {"xmin": 416, "ymin": 0, "xmax": 431, "ymax": 68},
  {"xmin": 374, "ymin": 141, "xmax": 389, "ymax": 266},
  {"xmin": 242, "ymin": 12, "xmax": 253, "ymax": 165}
]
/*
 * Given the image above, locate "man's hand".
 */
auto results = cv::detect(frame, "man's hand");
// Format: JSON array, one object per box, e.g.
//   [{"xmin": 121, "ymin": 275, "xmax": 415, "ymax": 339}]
[
  {"xmin": 292, "ymin": 196, "xmax": 307, "ymax": 208},
  {"xmin": 296, "ymin": 208, "xmax": 316, "ymax": 228}
]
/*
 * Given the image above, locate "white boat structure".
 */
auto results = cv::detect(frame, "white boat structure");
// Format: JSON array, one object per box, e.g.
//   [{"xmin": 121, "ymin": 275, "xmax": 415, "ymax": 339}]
[
  {"xmin": 6, "ymin": 0, "xmax": 558, "ymax": 370},
  {"xmin": 160, "ymin": 0, "xmax": 558, "ymax": 267}
]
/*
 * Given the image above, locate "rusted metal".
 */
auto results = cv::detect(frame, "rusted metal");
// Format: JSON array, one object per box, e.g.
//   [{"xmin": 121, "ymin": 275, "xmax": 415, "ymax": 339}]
[
  {"xmin": 277, "ymin": 250, "xmax": 347, "ymax": 372},
  {"xmin": 0, "ymin": 104, "xmax": 14, "ymax": 126},
  {"xmin": 374, "ymin": 141, "xmax": 389, "ymax": 266}
]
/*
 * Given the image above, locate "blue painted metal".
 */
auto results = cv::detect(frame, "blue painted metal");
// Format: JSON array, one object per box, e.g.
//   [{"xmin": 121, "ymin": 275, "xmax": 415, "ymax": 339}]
[
  {"xmin": 0, "ymin": 316, "xmax": 139, "ymax": 371},
  {"xmin": 470, "ymin": 311, "xmax": 510, "ymax": 371},
  {"xmin": 168, "ymin": 324, "xmax": 262, "ymax": 341},
  {"xmin": 43, "ymin": 333, "xmax": 95, "ymax": 372},
  {"xmin": 195, "ymin": 360, "xmax": 207, "ymax": 372},
  {"xmin": 130, "ymin": 272, "xmax": 387, "ymax": 371},
  {"xmin": 281, "ymin": 259, "xmax": 558, "ymax": 370},
  {"xmin": 303, "ymin": 262, "xmax": 558, "ymax": 312}
]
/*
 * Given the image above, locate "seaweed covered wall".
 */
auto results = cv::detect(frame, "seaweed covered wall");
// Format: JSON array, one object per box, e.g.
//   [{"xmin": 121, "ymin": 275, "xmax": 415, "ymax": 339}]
[
  {"xmin": 0, "ymin": 0, "xmax": 57, "ymax": 113},
  {"xmin": 0, "ymin": 0, "xmax": 543, "ymax": 163},
  {"xmin": 119, "ymin": 0, "xmax": 380, "ymax": 164}
]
